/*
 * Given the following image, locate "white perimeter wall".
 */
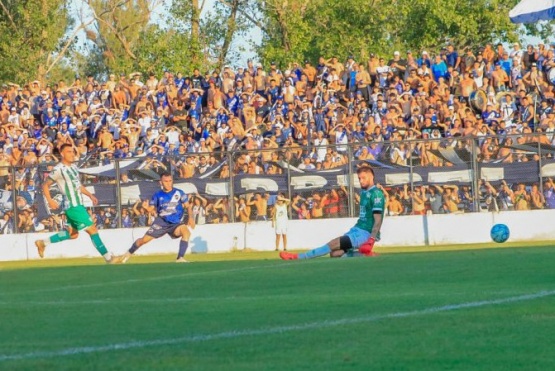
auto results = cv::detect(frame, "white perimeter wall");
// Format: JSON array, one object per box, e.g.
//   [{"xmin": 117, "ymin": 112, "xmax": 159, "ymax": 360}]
[{"xmin": 1, "ymin": 210, "xmax": 554, "ymax": 261}]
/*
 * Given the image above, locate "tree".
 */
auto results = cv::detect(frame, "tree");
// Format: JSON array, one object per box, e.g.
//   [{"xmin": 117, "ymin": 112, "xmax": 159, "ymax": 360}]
[
  {"xmin": 83, "ymin": 0, "xmax": 162, "ymax": 74},
  {"xmin": 0, "ymin": 0, "xmax": 74, "ymax": 83},
  {"xmin": 250, "ymin": 0, "xmax": 529, "ymax": 65}
]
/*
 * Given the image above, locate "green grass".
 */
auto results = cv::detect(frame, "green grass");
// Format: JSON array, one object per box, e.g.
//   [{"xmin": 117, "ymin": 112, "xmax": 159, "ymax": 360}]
[{"xmin": 1, "ymin": 245, "xmax": 555, "ymax": 370}]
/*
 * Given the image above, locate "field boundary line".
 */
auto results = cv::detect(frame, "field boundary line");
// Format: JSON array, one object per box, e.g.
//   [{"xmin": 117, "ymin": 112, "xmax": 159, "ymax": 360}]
[
  {"xmin": 0, "ymin": 289, "xmax": 553, "ymax": 362},
  {"xmin": 1, "ymin": 261, "xmax": 296, "ymax": 296}
]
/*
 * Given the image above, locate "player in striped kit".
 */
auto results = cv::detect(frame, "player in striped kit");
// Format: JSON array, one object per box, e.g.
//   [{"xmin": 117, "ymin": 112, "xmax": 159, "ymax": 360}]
[{"xmin": 35, "ymin": 143, "xmax": 117, "ymax": 263}]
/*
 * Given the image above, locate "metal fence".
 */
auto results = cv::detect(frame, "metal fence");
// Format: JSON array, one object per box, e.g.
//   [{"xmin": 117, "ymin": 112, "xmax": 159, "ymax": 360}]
[{"xmin": 0, "ymin": 132, "xmax": 553, "ymax": 234}]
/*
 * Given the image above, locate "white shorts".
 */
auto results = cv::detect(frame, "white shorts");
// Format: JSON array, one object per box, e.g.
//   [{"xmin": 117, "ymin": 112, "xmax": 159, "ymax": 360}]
[{"xmin": 275, "ymin": 224, "xmax": 287, "ymax": 235}]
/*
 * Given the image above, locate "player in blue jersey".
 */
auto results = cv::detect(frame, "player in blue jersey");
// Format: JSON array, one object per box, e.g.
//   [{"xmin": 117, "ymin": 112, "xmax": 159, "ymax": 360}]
[{"xmin": 113, "ymin": 172, "xmax": 195, "ymax": 263}]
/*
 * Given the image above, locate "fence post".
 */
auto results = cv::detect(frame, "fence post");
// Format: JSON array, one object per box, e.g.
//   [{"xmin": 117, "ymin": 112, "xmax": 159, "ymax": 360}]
[
  {"xmin": 114, "ymin": 159, "xmax": 122, "ymax": 229},
  {"xmin": 470, "ymin": 138, "xmax": 480, "ymax": 213},
  {"xmin": 12, "ymin": 166, "xmax": 18, "ymax": 234},
  {"xmin": 538, "ymin": 139, "xmax": 544, "ymax": 194},
  {"xmin": 409, "ymin": 140, "xmax": 414, "ymax": 200},
  {"xmin": 347, "ymin": 143, "xmax": 355, "ymax": 218},
  {"xmin": 228, "ymin": 151, "xmax": 235, "ymax": 223},
  {"xmin": 286, "ymin": 153, "xmax": 293, "ymax": 218}
]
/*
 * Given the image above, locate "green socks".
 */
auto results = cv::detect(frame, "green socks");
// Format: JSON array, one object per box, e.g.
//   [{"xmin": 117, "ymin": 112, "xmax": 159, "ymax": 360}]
[
  {"xmin": 49, "ymin": 230, "xmax": 70, "ymax": 244},
  {"xmin": 90, "ymin": 233, "xmax": 108, "ymax": 256}
]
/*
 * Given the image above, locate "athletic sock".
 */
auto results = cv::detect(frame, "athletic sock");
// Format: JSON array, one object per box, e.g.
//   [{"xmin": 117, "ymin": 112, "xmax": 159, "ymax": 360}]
[
  {"xmin": 103, "ymin": 252, "xmax": 113, "ymax": 262},
  {"xmin": 48, "ymin": 230, "xmax": 70, "ymax": 244},
  {"xmin": 129, "ymin": 242, "xmax": 140, "ymax": 254},
  {"xmin": 90, "ymin": 233, "xmax": 108, "ymax": 256},
  {"xmin": 298, "ymin": 244, "xmax": 331, "ymax": 259},
  {"xmin": 177, "ymin": 240, "xmax": 189, "ymax": 259}
]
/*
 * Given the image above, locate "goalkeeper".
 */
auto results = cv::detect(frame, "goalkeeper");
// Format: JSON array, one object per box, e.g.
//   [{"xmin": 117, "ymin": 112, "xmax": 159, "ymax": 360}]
[{"xmin": 280, "ymin": 165, "xmax": 384, "ymax": 260}]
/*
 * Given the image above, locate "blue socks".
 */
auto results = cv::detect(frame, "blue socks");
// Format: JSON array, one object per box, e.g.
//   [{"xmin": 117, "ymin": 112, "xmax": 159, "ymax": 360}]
[
  {"xmin": 129, "ymin": 242, "xmax": 140, "ymax": 254},
  {"xmin": 177, "ymin": 240, "xmax": 189, "ymax": 259},
  {"xmin": 298, "ymin": 244, "xmax": 331, "ymax": 259}
]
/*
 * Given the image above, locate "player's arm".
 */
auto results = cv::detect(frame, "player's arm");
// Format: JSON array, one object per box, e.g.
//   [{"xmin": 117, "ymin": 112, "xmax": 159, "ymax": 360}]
[
  {"xmin": 371, "ymin": 190, "xmax": 386, "ymax": 239},
  {"xmin": 42, "ymin": 177, "xmax": 59, "ymax": 210},
  {"xmin": 146, "ymin": 194, "xmax": 159, "ymax": 215}
]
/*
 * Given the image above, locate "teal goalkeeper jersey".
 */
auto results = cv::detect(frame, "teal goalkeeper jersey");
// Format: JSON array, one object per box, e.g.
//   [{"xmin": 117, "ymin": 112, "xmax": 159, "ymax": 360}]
[{"xmin": 355, "ymin": 186, "xmax": 385, "ymax": 235}]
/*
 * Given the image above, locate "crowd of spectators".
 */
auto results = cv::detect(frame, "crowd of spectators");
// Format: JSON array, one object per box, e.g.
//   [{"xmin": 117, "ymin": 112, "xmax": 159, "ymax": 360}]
[{"xmin": 2, "ymin": 40, "xmax": 555, "ymax": 233}]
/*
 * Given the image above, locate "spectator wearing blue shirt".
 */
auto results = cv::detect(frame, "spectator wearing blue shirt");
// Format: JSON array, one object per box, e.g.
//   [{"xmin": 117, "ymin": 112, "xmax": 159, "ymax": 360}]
[
  {"xmin": 431, "ymin": 55, "xmax": 448, "ymax": 82},
  {"xmin": 445, "ymin": 45, "xmax": 460, "ymax": 70},
  {"xmin": 482, "ymin": 103, "xmax": 501, "ymax": 126},
  {"xmin": 500, "ymin": 52, "xmax": 513, "ymax": 77},
  {"xmin": 226, "ymin": 90, "xmax": 240, "ymax": 115}
]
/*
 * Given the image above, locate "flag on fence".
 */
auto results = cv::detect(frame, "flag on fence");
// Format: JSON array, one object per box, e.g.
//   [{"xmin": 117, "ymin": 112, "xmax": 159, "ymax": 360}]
[{"xmin": 510, "ymin": 0, "xmax": 555, "ymax": 24}]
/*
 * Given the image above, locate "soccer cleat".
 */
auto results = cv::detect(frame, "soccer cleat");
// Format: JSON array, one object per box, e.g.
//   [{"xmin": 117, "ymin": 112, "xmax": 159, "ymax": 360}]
[
  {"xmin": 35, "ymin": 240, "xmax": 46, "ymax": 258},
  {"xmin": 175, "ymin": 257, "xmax": 190, "ymax": 263},
  {"xmin": 279, "ymin": 251, "xmax": 298, "ymax": 260},
  {"xmin": 109, "ymin": 255, "xmax": 127, "ymax": 264}
]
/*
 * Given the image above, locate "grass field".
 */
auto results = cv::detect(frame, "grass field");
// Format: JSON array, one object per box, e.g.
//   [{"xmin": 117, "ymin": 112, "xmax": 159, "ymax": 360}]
[{"xmin": 1, "ymin": 245, "xmax": 555, "ymax": 370}]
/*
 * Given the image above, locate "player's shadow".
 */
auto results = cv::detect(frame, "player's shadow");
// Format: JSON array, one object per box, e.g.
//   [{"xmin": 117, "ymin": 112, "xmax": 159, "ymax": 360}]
[{"xmin": 191, "ymin": 236, "xmax": 208, "ymax": 253}]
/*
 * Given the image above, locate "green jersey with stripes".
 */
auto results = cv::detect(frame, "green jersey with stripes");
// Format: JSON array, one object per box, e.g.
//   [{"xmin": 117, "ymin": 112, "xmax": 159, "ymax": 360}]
[
  {"xmin": 48, "ymin": 163, "xmax": 83, "ymax": 209},
  {"xmin": 355, "ymin": 185, "xmax": 385, "ymax": 235}
]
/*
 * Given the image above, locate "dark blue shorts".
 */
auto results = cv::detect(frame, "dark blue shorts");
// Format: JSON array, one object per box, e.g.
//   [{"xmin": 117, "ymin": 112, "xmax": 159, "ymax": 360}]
[{"xmin": 146, "ymin": 217, "xmax": 181, "ymax": 239}]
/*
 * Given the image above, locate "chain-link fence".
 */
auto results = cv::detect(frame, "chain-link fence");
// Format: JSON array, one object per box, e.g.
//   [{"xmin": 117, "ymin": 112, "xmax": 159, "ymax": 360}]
[{"xmin": 1, "ymin": 132, "xmax": 554, "ymax": 234}]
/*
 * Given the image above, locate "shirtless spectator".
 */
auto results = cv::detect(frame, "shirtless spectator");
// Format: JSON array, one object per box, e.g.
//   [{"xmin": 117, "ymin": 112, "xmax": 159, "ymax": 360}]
[{"xmin": 247, "ymin": 193, "xmax": 269, "ymax": 221}]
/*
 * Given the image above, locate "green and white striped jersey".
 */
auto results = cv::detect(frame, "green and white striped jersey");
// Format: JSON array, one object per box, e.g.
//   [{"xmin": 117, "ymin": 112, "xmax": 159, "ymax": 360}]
[{"xmin": 48, "ymin": 163, "xmax": 83, "ymax": 209}]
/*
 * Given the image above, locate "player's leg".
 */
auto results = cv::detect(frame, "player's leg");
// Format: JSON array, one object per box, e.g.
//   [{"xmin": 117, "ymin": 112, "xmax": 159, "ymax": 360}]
[
  {"xmin": 172, "ymin": 224, "xmax": 191, "ymax": 262},
  {"xmin": 280, "ymin": 236, "xmax": 341, "ymax": 260},
  {"xmin": 35, "ymin": 226, "xmax": 79, "ymax": 258},
  {"xmin": 83, "ymin": 224, "xmax": 116, "ymax": 263},
  {"xmin": 114, "ymin": 233, "xmax": 155, "ymax": 263},
  {"xmin": 115, "ymin": 217, "xmax": 167, "ymax": 263}
]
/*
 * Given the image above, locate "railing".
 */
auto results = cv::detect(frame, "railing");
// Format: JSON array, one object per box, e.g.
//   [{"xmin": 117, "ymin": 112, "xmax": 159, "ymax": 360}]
[{"xmin": 0, "ymin": 132, "xmax": 553, "ymax": 234}]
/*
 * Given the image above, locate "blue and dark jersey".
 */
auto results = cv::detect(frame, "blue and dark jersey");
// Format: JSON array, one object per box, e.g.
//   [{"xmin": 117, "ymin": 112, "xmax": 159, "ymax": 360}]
[{"xmin": 150, "ymin": 188, "xmax": 188, "ymax": 224}]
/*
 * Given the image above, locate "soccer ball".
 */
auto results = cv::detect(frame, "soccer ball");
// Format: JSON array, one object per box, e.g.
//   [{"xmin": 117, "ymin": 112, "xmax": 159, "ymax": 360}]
[{"xmin": 490, "ymin": 224, "xmax": 510, "ymax": 243}]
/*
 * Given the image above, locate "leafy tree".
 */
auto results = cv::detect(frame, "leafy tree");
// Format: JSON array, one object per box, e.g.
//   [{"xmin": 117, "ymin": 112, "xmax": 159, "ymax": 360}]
[
  {"xmin": 251, "ymin": 0, "xmax": 531, "ymax": 65},
  {"xmin": 83, "ymin": 0, "xmax": 160, "ymax": 74},
  {"xmin": 0, "ymin": 0, "xmax": 74, "ymax": 83}
]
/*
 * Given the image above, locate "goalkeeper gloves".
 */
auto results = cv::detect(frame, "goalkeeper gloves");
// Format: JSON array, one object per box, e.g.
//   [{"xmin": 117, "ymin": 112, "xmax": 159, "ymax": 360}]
[{"xmin": 359, "ymin": 237, "xmax": 376, "ymax": 256}]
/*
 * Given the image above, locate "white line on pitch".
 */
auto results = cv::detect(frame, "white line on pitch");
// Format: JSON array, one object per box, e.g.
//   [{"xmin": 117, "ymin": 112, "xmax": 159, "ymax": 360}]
[
  {"xmin": 0, "ymin": 290, "xmax": 459, "ymax": 307},
  {"xmin": 1, "ymin": 261, "xmax": 296, "ymax": 296},
  {"xmin": 0, "ymin": 289, "xmax": 553, "ymax": 363}
]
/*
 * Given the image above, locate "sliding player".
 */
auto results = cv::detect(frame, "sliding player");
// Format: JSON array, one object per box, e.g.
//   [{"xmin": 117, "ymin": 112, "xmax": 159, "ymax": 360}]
[{"xmin": 280, "ymin": 165, "xmax": 384, "ymax": 259}]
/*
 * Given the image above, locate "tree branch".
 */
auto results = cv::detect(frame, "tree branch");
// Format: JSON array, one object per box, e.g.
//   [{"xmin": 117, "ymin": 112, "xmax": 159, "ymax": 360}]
[
  {"xmin": 45, "ymin": 18, "xmax": 96, "ymax": 75},
  {"xmin": 216, "ymin": 0, "xmax": 270, "ymax": 35},
  {"xmin": 85, "ymin": 0, "xmax": 138, "ymax": 60},
  {"xmin": 0, "ymin": 0, "xmax": 17, "ymax": 31}
]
